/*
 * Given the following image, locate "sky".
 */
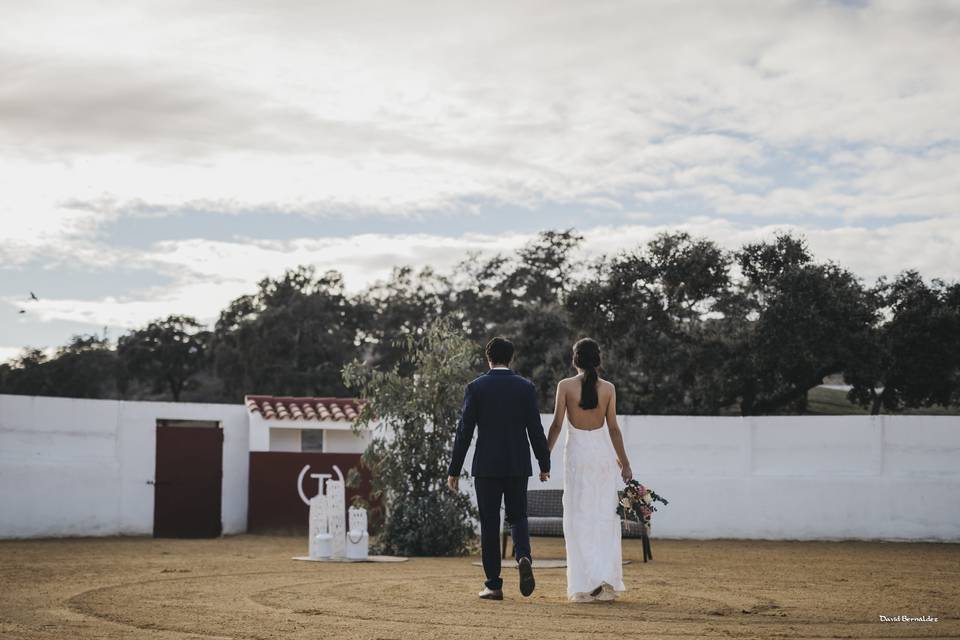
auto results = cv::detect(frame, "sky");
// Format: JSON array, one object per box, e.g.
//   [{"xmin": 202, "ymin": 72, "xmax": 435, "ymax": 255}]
[{"xmin": 1, "ymin": 0, "xmax": 959, "ymax": 363}]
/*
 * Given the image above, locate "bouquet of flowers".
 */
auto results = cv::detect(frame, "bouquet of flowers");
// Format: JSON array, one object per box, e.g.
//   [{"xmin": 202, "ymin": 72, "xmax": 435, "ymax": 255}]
[{"xmin": 617, "ymin": 479, "xmax": 668, "ymax": 533}]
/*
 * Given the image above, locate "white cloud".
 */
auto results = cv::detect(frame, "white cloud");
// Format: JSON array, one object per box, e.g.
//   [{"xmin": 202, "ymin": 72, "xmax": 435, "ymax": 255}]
[
  {"xmin": 1, "ymin": 0, "xmax": 958, "ymax": 266},
  {"xmin": 10, "ymin": 216, "xmax": 958, "ymax": 333},
  {"xmin": 0, "ymin": 345, "xmax": 56, "ymax": 366},
  {"xmin": 1, "ymin": 0, "xmax": 959, "ymax": 351},
  {"xmin": 577, "ymin": 216, "xmax": 960, "ymax": 284},
  {"xmin": 0, "ymin": 346, "xmax": 23, "ymax": 364}
]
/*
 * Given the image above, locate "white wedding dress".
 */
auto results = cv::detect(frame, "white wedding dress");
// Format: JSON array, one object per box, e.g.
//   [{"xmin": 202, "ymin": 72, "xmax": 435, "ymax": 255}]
[{"xmin": 562, "ymin": 417, "xmax": 626, "ymax": 602}]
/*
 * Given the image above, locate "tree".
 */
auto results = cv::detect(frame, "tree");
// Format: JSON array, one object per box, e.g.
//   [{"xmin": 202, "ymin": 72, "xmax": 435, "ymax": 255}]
[
  {"xmin": 0, "ymin": 335, "xmax": 118, "ymax": 399},
  {"xmin": 208, "ymin": 293, "xmax": 259, "ymax": 400},
  {"xmin": 735, "ymin": 233, "xmax": 812, "ymax": 289},
  {"xmin": 846, "ymin": 271, "xmax": 960, "ymax": 414},
  {"xmin": 117, "ymin": 315, "xmax": 206, "ymax": 401},
  {"xmin": 733, "ymin": 235, "xmax": 879, "ymax": 415},
  {"xmin": 4, "ymin": 227, "xmax": 957, "ymax": 416},
  {"xmin": 450, "ymin": 229, "xmax": 584, "ymax": 406},
  {"xmin": 342, "ymin": 318, "xmax": 480, "ymax": 556},
  {"xmin": 501, "ymin": 229, "xmax": 584, "ymax": 307},
  {"xmin": 46, "ymin": 334, "xmax": 118, "ymax": 398},
  {"xmin": 210, "ymin": 266, "xmax": 369, "ymax": 400},
  {"xmin": 357, "ymin": 266, "xmax": 452, "ymax": 375},
  {"xmin": 0, "ymin": 348, "xmax": 52, "ymax": 396},
  {"xmin": 567, "ymin": 231, "xmax": 734, "ymax": 414}
]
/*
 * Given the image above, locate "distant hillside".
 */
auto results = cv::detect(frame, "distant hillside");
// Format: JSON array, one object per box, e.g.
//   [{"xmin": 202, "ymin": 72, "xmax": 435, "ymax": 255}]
[{"xmin": 807, "ymin": 386, "xmax": 960, "ymax": 416}]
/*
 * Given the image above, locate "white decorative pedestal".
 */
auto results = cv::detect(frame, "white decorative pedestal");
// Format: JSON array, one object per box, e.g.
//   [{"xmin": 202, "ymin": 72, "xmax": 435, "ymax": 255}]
[
  {"xmin": 326, "ymin": 480, "xmax": 346, "ymax": 560},
  {"xmin": 296, "ymin": 480, "xmax": 399, "ymax": 563},
  {"xmin": 308, "ymin": 493, "xmax": 332, "ymax": 560},
  {"xmin": 346, "ymin": 506, "xmax": 369, "ymax": 560}
]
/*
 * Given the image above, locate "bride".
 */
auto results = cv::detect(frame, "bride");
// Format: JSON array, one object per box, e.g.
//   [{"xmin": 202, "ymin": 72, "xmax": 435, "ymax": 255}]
[{"xmin": 546, "ymin": 337, "xmax": 632, "ymax": 602}]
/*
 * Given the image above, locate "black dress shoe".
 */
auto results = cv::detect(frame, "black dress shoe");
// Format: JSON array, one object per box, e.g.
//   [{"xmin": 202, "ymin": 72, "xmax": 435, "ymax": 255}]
[
  {"xmin": 479, "ymin": 587, "xmax": 504, "ymax": 600},
  {"xmin": 518, "ymin": 557, "xmax": 535, "ymax": 597}
]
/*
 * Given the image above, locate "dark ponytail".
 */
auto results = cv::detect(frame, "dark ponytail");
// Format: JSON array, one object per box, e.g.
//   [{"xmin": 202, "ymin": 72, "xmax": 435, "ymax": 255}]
[{"xmin": 573, "ymin": 337, "xmax": 602, "ymax": 409}]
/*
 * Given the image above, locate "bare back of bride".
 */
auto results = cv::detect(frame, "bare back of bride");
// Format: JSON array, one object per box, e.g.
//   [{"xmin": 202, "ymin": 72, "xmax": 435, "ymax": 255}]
[{"xmin": 546, "ymin": 338, "xmax": 633, "ymax": 603}]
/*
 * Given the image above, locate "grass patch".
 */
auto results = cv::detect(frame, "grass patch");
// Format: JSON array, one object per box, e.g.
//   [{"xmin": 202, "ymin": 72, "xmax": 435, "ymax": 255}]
[{"xmin": 806, "ymin": 386, "xmax": 960, "ymax": 416}]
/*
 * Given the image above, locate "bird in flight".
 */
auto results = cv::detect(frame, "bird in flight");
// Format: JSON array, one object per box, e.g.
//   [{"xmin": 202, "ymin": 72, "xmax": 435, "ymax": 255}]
[
  {"xmin": 29, "ymin": 292, "xmax": 39, "ymax": 301},
  {"xmin": 18, "ymin": 309, "xmax": 26, "ymax": 314}
]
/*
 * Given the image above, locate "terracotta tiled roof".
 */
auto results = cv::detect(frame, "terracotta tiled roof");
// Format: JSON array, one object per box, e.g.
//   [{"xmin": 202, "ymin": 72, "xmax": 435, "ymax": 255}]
[{"xmin": 245, "ymin": 395, "xmax": 361, "ymax": 422}]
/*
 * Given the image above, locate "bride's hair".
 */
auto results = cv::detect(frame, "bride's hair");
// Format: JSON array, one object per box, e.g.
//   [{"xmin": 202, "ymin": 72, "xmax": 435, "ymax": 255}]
[{"xmin": 572, "ymin": 337, "xmax": 601, "ymax": 409}]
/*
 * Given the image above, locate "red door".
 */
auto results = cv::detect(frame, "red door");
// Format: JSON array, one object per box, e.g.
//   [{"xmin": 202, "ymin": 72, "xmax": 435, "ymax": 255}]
[{"xmin": 153, "ymin": 423, "xmax": 223, "ymax": 538}]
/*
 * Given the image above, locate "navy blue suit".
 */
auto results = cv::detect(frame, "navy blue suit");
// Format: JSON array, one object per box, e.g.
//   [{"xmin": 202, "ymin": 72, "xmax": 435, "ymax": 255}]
[{"xmin": 447, "ymin": 368, "xmax": 551, "ymax": 590}]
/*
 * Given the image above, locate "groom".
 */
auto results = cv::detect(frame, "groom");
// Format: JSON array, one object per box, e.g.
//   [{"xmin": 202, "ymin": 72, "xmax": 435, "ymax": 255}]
[{"xmin": 447, "ymin": 337, "xmax": 552, "ymax": 600}]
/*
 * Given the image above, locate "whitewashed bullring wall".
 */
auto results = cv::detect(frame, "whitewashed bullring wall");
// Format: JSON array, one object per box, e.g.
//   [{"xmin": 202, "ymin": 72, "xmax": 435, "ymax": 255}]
[
  {"xmin": 1, "ymin": 393, "xmax": 959, "ymax": 541},
  {"xmin": 0, "ymin": 394, "xmax": 250, "ymax": 538},
  {"xmin": 512, "ymin": 415, "xmax": 960, "ymax": 542}
]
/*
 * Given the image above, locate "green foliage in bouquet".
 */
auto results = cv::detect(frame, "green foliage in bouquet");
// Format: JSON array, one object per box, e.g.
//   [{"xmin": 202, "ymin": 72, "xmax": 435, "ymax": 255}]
[
  {"xmin": 617, "ymin": 479, "xmax": 669, "ymax": 531},
  {"xmin": 343, "ymin": 318, "xmax": 481, "ymax": 556}
]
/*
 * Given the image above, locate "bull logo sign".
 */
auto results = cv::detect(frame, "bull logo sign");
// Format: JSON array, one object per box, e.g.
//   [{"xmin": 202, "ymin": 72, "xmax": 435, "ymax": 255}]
[{"xmin": 297, "ymin": 464, "xmax": 344, "ymax": 506}]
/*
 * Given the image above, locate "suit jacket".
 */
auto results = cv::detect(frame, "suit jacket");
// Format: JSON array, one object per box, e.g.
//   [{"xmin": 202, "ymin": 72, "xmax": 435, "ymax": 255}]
[{"xmin": 447, "ymin": 368, "xmax": 551, "ymax": 478}]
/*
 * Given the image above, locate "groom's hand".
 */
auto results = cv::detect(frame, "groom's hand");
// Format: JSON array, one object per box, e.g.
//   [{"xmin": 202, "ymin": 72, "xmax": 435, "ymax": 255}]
[
  {"xmin": 539, "ymin": 472, "xmax": 550, "ymax": 482},
  {"xmin": 447, "ymin": 475, "xmax": 459, "ymax": 492}
]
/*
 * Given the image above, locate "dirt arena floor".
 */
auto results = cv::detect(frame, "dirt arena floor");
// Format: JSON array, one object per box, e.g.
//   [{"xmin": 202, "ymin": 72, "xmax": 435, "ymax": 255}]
[{"xmin": 1, "ymin": 535, "xmax": 957, "ymax": 639}]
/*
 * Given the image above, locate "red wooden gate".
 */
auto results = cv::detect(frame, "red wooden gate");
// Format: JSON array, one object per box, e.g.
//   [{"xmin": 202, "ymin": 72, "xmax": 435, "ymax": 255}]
[{"xmin": 153, "ymin": 423, "xmax": 223, "ymax": 538}]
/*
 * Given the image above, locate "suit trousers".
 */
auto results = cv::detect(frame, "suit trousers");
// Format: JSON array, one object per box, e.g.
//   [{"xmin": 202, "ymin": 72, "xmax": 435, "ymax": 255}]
[{"xmin": 474, "ymin": 475, "xmax": 530, "ymax": 590}]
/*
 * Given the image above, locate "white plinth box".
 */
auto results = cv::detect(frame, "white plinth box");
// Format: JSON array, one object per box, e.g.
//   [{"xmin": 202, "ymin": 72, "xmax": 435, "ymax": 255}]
[
  {"xmin": 308, "ymin": 493, "xmax": 332, "ymax": 559},
  {"xmin": 306, "ymin": 479, "xmax": 368, "ymax": 561},
  {"xmin": 346, "ymin": 506, "xmax": 369, "ymax": 560}
]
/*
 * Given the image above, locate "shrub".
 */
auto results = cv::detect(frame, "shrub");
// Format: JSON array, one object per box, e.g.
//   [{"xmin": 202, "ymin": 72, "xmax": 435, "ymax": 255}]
[{"xmin": 343, "ymin": 318, "xmax": 480, "ymax": 556}]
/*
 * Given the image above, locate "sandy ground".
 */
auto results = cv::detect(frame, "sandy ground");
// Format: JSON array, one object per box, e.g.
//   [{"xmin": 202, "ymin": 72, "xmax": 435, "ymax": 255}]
[{"xmin": 0, "ymin": 535, "xmax": 957, "ymax": 639}]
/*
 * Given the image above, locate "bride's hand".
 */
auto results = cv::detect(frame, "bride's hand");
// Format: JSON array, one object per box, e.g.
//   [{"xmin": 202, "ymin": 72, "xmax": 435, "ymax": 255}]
[{"xmin": 620, "ymin": 463, "xmax": 633, "ymax": 484}]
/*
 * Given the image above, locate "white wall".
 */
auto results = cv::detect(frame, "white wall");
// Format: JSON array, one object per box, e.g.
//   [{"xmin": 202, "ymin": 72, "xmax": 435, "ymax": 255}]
[
  {"xmin": 461, "ymin": 414, "xmax": 960, "ymax": 542},
  {"xmin": 0, "ymin": 394, "xmax": 249, "ymax": 539},
  {"xmin": 3, "ymin": 394, "xmax": 958, "ymax": 542},
  {"xmin": 268, "ymin": 428, "xmax": 302, "ymax": 452},
  {"xmin": 324, "ymin": 428, "xmax": 371, "ymax": 454},
  {"xmin": 249, "ymin": 412, "xmax": 371, "ymax": 453}
]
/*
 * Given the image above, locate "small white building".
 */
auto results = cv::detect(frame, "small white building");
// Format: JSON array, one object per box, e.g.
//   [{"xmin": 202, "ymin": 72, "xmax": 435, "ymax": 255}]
[
  {"xmin": 242, "ymin": 395, "xmax": 374, "ymax": 534},
  {"xmin": 245, "ymin": 395, "xmax": 371, "ymax": 454}
]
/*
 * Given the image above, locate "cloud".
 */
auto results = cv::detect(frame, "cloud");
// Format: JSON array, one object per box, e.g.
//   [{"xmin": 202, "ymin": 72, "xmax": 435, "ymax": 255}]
[
  {"xmin": 577, "ymin": 216, "xmax": 960, "ymax": 285},
  {"xmin": 11, "ymin": 215, "xmax": 958, "ymax": 334},
  {"xmin": 1, "ymin": 0, "xmax": 958, "ymax": 351},
  {"xmin": 0, "ymin": 0, "xmax": 958, "ymax": 260},
  {"xmin": 0, "ymin": 346, "xmax": 24, "ymax": 363}
]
